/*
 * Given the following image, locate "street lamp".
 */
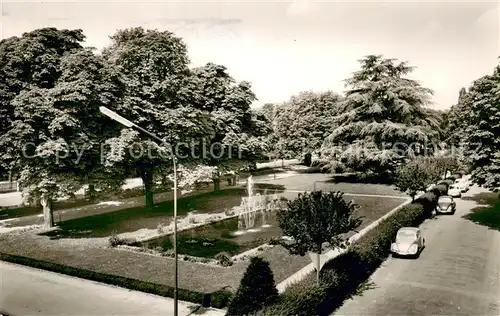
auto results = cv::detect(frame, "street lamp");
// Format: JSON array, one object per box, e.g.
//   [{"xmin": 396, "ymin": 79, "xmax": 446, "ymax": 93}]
[{"xmin": 99, "ymin": 106, "xmax": 179, "ymax": 316}]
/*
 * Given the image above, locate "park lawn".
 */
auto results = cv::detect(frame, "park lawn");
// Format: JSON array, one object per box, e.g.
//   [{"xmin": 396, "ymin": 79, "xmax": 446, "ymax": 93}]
[
  {"xmin": 462, "ymin": 192, "xmax": 500, "ymax": 231},
  {"xmin": 262, "ymin": 173, "xmax": 406, "ymax": 196},
  {"xmin": 41, "ymin": 184, "xmax": 285, "ymax": 239},
  {"xmin": 1, "ymin": 182, "xmax": 229, "ymax": 221},
  {"xmin": 140, "ymin": 196, "xmax": 407, "ymax": 258},
  {"xmin": 0, "ymin": 195, "xmax": 407, "ymax": 297}
]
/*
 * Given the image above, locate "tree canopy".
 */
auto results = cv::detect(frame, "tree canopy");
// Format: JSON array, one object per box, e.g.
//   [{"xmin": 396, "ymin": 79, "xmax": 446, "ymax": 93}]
[
  {"xmin": 321, "ymin": 55, "xmax": 439, "ymax": 179},
  {"xmin": 461, "ymin": 62, "xmax": 500, "ymax": 188},
  {"xmin": 0, "ymin": 28, "xmax": 124, "ymax": 226},
  {"xmin": 258, "ymin": 91, "xmax": 343, "ymax": 161}
]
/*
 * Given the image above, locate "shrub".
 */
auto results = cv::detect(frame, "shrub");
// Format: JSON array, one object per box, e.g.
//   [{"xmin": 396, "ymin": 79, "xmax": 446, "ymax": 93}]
[
  {"xmin": 257, "ymin": 203, "xmax": 427, "ymax": 316},
  {"xmin": 215, "ymin": 252, "xmax": 233, "ymax": 267},
  {"xmin": 414, "ymin": 191, "xmax": 439, "ymax": 217},
  {"xmin": 227, "ymin": 257, "xmax": 278, "ymax": 316},
  {"xmin": 434, "ymin": 183, "xmax": 449, "ymax": 195},
  {"xmin": 109, "ymin": 233, "xmax": 125, "ymax": 247},
  {"xmin": 211, "ymin": 290, "xmax": 234, "ymax": 309}
]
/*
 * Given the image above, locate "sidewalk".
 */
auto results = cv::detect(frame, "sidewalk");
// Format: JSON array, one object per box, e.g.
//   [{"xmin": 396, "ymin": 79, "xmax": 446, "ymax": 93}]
[{"xmin": 0, "ymin": 261, "xmax": 226, "ymax": 316}]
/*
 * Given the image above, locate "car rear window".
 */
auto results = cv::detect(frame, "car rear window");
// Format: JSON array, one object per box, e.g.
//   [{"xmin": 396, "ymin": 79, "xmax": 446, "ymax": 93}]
[{"xmin": 397, "ymin": 231, "xmax": 416, "ymax": 239}]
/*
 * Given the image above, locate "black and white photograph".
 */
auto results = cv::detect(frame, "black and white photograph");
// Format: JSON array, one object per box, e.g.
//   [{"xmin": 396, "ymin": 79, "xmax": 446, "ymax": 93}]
[{"xmin": 0, "ymin": 1, "xmax": 499, "ymax": 315}]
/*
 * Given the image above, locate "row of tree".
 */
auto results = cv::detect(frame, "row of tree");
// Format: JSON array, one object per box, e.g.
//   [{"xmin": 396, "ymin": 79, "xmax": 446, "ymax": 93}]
[
  {"xmin": 258, "ymin": 55, "xmax": 499, "ymax": 188},
  {"xmin": 0, "ymin": 27, "xmax": 270, "ymax": 227}
]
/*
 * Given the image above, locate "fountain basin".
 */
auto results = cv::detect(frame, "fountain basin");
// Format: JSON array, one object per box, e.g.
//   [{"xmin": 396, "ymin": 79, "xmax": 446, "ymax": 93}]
[{"xmin": 139, "ymin": 209, "xmax": 282, "ymax": 258}]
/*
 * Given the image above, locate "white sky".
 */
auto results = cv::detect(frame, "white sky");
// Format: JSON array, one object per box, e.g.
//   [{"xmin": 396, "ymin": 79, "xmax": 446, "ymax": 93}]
[{"xmin": 1, "ymin": 0, "xmax": 499, "ymax": 109}]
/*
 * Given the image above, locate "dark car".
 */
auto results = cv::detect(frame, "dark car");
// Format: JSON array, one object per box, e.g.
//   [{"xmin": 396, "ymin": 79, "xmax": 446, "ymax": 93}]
[{"xmin": 436, "ymin": 195, "xmax": 456, "ymax": 215}]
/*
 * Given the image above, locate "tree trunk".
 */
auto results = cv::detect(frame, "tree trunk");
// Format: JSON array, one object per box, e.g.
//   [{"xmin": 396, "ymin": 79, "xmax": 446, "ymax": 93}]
[
  {"xmin": 140, "ymin": 168, "xmax": 154, "ymax": 209},
  {"xmin": 86, "ymin": 184, "xmax": 97, "ymax": 202},
  {"xmin": 316, "ymin": 251, "xmax": 321, "ymax": 285},
  {"xmin": 41, "ymin": 196, "xmax": 54, "ymax": 228},
  {"xmin": 281, "ymin": 158, "xmax": 284, "ymax": 168},
  {"xmin": 213, "ymin": 178, "xmax": 221, "ymax": 191},
  {"xmin": 32, "ymin": 192, "xmax": 41, "ymax": 208}
]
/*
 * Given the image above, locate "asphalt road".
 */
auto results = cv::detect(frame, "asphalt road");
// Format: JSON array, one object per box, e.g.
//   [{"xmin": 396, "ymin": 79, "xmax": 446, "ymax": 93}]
[
  {"xmin": 334, "ymin": 186, "xmax": 500, "ymax": 316},
  {"xmin": 0, "ymin": 262, "xmax": 224, "ymax": 316}
]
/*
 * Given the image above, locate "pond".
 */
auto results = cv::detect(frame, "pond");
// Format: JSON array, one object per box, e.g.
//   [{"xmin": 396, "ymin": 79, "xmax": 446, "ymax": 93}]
[{"xmin": 140, "ymin": 209, "xmax": 282, "ymax": 258}]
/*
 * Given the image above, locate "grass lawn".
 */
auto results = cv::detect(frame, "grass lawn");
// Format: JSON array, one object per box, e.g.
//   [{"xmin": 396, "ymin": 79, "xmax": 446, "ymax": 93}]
[
  {"xmin": 0, "ymin": 194, "xmax": 407, "ymax": 297},
  {"xmin": 462, "ymin": 192, "xmax": 500, "ymax": 231},
  {"xmin": 140, "ymin": 195, "xmax": 406, "ymax": 258},
  {"xmin": 262, "ymin": 173, "xmax": 406, "ymax": 196},
  {"xmin": 41, "ymin": 184, "xmax": 285, "ymax": 239}
]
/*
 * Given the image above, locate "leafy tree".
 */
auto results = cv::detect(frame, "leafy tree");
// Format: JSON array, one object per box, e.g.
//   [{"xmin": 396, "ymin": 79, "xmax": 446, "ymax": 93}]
[
  {"xmin": 102, "ymin": 27, "xmax": 213, "ymax": 207},
  {"xmin": 257, "ymin": 103, "xmax": 276, "ymax": 123},
  {"xmin": 0, "ymin": 29, "xmax": 124, "ymax": 227},
  {"xmin": 271, "ymin": 91, "xmax": 342, "ymax": 161},
  {"xmin": 321, "ymin": 55, "xmax": 439, "ymax": 180},
  {"xmin": 462, "ymin": 62, "xmax": 500, "ymax": 188},
  {"xmin": 226, "ymin": 256, "xmax": 278, "ymax": 316},
  {"xmin": 190, "ymin": 63, "xmax": 271, "ymax": 190},
  {"xmin": 444, "ymin": 87, "xmax": 471, "ymax": 146},
  {"xmin": 0, "ymin": 28, "xmax": 85, "ymax": 178},
  {"xmin": 431, "ymin": 155, "xmax": 459, "ymax": 180},
  {"xmin": 278, "ymin": 191, "xmax": 361, "ymax": 284},
  {"xmin": 394, "ymin": 157, "xmax": 438, "ymax": 201}
]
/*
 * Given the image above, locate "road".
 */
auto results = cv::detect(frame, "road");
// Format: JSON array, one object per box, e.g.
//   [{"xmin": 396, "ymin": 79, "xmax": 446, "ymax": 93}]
[
  {"xmin": 334, "ymin": 186, "xmax": 500, "ymax": 316},
  {"xmin": 0, "ymin": 262, "xmax": 224, "ymax": 316}
]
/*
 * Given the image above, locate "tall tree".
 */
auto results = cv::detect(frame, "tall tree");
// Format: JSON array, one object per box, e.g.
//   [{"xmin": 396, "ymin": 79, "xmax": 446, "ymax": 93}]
[
  {"xmin": 322, "ymin": 55, "xmax": 438, "ymax": 180},
  {"xmin": 190, "ymin": 63, "xmax": 271, "ymax": 190},
  {"xmin": 444, "ymin": 87, "xmax": 471, "ymax": 147},
  {"xmin": 462, "ymin": 62, "xmax": 500, "ymax": 188},
  {"xmin": 0, "ymin": 29, "xmax": 124, "ymax": 227},
  {"xmin": 271, "ymin": 91, "xmax": 342, "ymax": 161},
  {"xmin": 102, "ymin": 27, "xmax": 213, "ymax": 208},
  {"xmin": 0, "ymin": 28, "xmax": 85, "ymax": 177}
]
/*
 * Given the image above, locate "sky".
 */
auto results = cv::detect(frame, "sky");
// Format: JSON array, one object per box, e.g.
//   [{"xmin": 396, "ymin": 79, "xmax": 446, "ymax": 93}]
[{"xmin": 1, "ymin": 0, "xmax": 499, "ymax": 110}]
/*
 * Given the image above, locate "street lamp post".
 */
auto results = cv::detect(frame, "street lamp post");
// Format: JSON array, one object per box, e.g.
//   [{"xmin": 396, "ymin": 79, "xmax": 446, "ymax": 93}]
[{"xmin": 99, "ymin": 107, "xmax": 179, "ymax": 316}]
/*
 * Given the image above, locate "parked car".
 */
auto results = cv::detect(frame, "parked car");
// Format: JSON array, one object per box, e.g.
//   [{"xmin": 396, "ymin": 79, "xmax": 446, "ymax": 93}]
[
  {"xmin": 448, "ymin": 185, "xmax": 462, "ymax": 198},
  {"xmin": 391, "ymin": 227, "xmax": 425, "ymax": 258},
  {"xmin": 436, "ymin": 195, "xmax": 456, "ymax": 215}
]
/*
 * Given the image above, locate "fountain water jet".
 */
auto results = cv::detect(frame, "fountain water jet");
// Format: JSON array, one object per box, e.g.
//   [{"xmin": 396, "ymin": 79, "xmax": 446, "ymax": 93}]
[{"xmin": 234, "ymin": 175, "xmax": 271, "ymax": 235}]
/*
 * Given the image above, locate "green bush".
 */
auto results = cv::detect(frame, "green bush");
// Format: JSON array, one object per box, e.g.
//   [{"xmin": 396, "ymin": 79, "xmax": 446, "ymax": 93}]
[
  {"xmin": 210, "ymin": 290, "xmax": 234, "ymax": 309},
  {"xmin": 215, "ymin": 252, "xmax": 233, "ymax": 267},
  {"xmin": 0, "ymin": 253, "xmax": 228, "ymax": 308},
  {"xmin": 227, "ymin": 257, "xmax": 278, "ymax": 316},
  {"xmin": 257, "ymin": 203, "xmax": 427, "ymax": 316},
  {"xmin": 414, "ymin": 191, "xmax": 439, "ymax": 217},
  {"xmin": 434, "ymin": 184, "xmax": 448, "ymax": 195}
]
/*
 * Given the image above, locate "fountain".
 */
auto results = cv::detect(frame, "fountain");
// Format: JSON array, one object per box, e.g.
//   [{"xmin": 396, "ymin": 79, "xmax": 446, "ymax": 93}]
[{"xmin": 232, "ymin": 175, "xmax": 286, "ymax": 236}]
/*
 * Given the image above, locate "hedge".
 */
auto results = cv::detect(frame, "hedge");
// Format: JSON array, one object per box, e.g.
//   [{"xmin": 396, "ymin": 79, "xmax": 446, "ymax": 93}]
[
  {"xmin": 0, "ymin": 253, "xmax": 232, "ymax": 308},
  {"xmin": 256, "ymin": 202, "xmax": 431, "ymax": 316}
]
